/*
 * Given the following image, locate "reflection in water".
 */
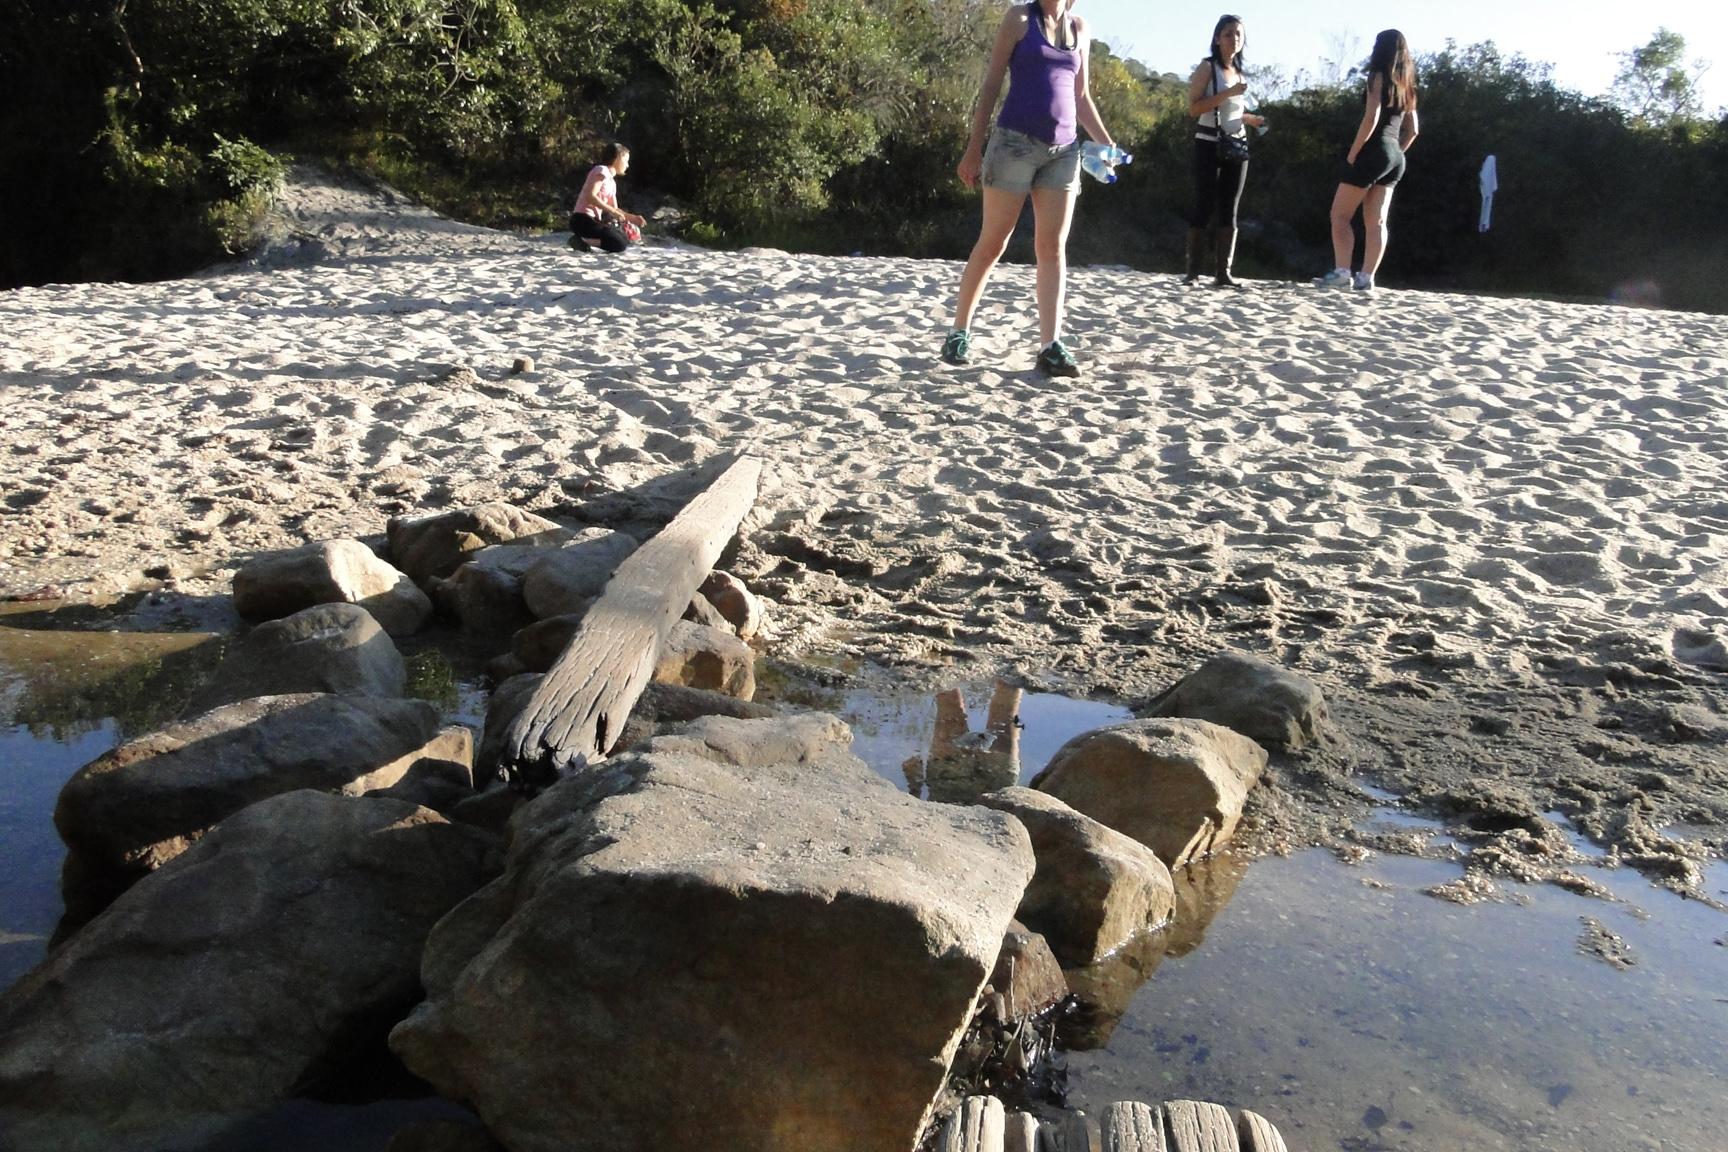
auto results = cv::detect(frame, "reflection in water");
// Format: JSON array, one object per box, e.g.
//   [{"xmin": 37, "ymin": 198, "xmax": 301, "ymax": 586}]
[
  {"xmin": 903, "ymin": 681, "xmax": 1025, "ymax": 804},
  {"xmin": 0, "ymin": 611, "xmax": 226, "ymax": 986},
  {"xmin": 0, "ymin": 612, "xmax": 225, "ymax": 742},
  {"xmin": 1060, "ymin": 854, "xmax": 1249, "ymax": 1051}
]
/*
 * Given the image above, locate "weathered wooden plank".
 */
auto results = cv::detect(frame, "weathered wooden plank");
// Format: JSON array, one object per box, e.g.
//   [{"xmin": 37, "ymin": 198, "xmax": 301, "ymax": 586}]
[
  {"xmin": 1005, "ymin": 1111, "xmax": 1039, "ymax": 1152},
  {"xmin": 1165, "ymin": 1100, "xmax": 1238, "ymax": 1152},
  {"xmin": 499, "ymin": 455, "xmax": 762, "ymax": 782},
  {"xmin": 1101, "ymin": 1100, "xmax": 1165, "ymax": 1152},
  {"xmin": 1235, "ymin": 1110, "xmax": 1288, "ymax": 1152},
  {"xmin": 1038, "ymin": 1110, "xmax": 1091, "ymax": 1152},
  {"xmin": 939, "ymin": 1095, "xmax": 1006, "ymax": 1152}
]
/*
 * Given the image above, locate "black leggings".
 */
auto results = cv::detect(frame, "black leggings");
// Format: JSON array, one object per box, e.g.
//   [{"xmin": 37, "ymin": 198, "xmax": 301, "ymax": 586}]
[
  {"xmin": 570, "ymin": 213, "xmax": 631, "ymax": 253},
  {"xmin": 1189, "ymin": 137, "xmax": 1248, "ymax": 229}
]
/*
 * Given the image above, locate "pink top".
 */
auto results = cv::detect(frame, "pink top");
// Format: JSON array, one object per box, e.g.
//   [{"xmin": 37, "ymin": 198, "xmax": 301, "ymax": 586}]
[{"xmin": 574, "ymin": 165, "xmax": 618, "ymax": 221}]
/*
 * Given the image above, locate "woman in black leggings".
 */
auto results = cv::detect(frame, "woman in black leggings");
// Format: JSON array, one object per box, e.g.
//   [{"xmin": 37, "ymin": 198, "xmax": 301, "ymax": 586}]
[
  {"xmin": 1184, "ymin": 15, "xmax": 1265, "ymax": 288},
  {"xmin": 1314, "ymin": 30, "xmax": 1421, "ymax": 292}
]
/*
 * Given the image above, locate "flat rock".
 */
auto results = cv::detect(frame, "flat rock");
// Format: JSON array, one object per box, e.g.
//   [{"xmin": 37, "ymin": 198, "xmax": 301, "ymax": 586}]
[
  {"xmin": 0, "ymin": 791, "xmax": 493, "ymax": 1152},
  {"xmin": 55, "ymin": 693, "xmax": 460, "ymax": 889}
]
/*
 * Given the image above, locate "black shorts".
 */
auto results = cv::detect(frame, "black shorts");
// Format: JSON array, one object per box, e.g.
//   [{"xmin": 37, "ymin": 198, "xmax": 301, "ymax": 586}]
[{"xmin": 1341, "ymin": 137, "xmax": 1405, "ymax": 188}]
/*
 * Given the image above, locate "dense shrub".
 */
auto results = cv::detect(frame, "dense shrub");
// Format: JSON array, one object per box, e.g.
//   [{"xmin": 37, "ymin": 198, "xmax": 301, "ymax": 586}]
[{"xmin": 3, "ymin": 3, "xmax": 1725, "ymax": 312}]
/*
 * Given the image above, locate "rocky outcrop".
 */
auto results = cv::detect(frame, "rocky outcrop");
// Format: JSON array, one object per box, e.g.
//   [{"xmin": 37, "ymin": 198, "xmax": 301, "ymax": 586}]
[
  {"xmin": 1031, "ymin": 719, "xmax": 1267, "ymax": 869},
  {"xmin": 185, "ymin": 602, "xmax": 405, "ymax": 714},
  {"xmin": 389, "ymin": 714, "xmax": 1034, "ymax": 1152},
  {"xmin": 55, "ymin": 693, "xmax": 467, "ymax": 887},
  {"xmin": 233, "ymin": 539, "xmax": 432, "ymax": 636},
  {"xmin": 0, "ymin": 791, "xmax": 494, "ymax": 1152},
  {"xmin": 1147, "ymin": 651, "xmax": 1328, "ymax": 751},
  {"xmin": 976, "ymin": 787, "xmax": 1174, "ymax": 966},
  {"xmin": 386, "ymin": 503, "xmax": 571, "ymax": 583}
]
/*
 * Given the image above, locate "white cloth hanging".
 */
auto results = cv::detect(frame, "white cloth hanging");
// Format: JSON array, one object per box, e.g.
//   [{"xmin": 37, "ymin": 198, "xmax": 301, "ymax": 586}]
[{"xmin": 1479, "ymin": 154, "xmax": 1498, "ymax": 233}]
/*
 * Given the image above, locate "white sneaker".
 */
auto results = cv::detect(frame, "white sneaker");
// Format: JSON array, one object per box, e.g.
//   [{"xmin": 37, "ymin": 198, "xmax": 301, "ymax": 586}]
[
  {"xmin": 1352, "ymin": 272, "xmax": 1375, "ymax": 292},
  {"xmin": 1313, "ymin": 268, "xmax": 1352, "ymax": 289}
]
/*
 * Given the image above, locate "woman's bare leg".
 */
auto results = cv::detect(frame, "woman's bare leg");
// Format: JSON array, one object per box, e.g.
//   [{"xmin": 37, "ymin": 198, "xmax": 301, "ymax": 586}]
[
  {"xmin": 1030, "ymin": 184, "xmax": 1078, "ymax": 346},
  {"xmin": 1328, "ymin": 183, "xmax": 1369, "ymax": 270},
  {"xmin": 1361, "ymin": 184, "xmax": 1394, "ymax": 277},
  {"xmin": 953, "ymin": 188, "xmax": 1027, "ymax": 330}
]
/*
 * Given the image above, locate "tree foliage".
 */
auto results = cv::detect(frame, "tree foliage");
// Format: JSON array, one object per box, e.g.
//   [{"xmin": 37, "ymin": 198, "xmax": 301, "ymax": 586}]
[
  {"xmin": 1611, "ymin": 28, "xmax": 1708, "ymax": 129},
  {"xmin": 4, "ymin": 4, "xmax": 1726, "ymax": 313}
]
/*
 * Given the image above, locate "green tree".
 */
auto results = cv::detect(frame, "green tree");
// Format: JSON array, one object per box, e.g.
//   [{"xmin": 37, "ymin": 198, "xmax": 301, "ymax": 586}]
[{"xmin": 1611, "ymin": 28, "xmax": 1707, "ymax": 128}]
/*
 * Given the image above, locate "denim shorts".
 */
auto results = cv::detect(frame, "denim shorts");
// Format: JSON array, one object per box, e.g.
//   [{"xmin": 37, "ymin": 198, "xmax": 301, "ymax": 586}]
[{"xmin": 982, "ymin": 126, "xmax": 1081, "ymax": 194}]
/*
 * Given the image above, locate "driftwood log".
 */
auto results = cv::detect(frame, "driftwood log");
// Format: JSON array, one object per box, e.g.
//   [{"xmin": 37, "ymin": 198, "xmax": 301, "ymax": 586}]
[{"xmin": 499, "ymin": 456, "xmax": 762, "ymax": 786}]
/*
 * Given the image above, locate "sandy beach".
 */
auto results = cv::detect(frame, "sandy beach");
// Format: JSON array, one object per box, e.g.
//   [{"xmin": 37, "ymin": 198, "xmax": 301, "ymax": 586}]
[{"xmin": 2, "ymin": 166, "xmax": 1725, "ymax": 884}]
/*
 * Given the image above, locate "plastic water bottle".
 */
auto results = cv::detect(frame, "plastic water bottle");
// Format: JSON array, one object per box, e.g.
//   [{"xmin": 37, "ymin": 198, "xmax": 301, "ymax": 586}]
[{"xmin": 1080, "ymin": 142, "xmax": 1133, "ymax": 185}]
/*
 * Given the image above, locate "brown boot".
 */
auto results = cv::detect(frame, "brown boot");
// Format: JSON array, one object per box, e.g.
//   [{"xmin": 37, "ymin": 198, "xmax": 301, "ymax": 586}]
[
  {"xmin": 1182, "ymin": 227, "xmax": 1207, "ymax": 284},
  {"xmin": 1213, "ymin": 226, "xmax": 1243, "ymax": 288}
]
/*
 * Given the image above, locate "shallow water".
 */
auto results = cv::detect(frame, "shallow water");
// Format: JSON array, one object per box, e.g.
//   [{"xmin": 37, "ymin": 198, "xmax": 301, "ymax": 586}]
[
  {"xmin": 4, "ymin": 629, "xmax": 1726, "ymax": 1152},
  {"xmin": 828, "ymin": 677, "xmax": 1728, "ymax": 1152}
]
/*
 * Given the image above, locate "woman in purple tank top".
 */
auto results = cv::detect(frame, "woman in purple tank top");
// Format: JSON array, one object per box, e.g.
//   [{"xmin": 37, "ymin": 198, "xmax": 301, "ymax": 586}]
[{"xmin": 938, "ymin": 0, "xmax": 1116, "ymax": 378}]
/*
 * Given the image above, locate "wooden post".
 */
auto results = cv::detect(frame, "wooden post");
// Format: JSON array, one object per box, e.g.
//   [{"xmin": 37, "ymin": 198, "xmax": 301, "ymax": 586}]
[
  {"xmin": 939, "ymin": 1095, "xmax": 1006, "ymax": 1152},
  {"xmin": 1004, "ymin": 1111, "xmax": 1039, "ymax": 1152},
  {"xmin": 1102, "ymin": 1100, "xmax": 1165, "ymax": 1151},
  {"xmin": 1235, "ymin": 1110, "xmax": 1288, "ymax": 1152},
  {"xmin": 499, "ymin": 455, "xmax": 762, "ymax": 784},
  {"xmin": 1165, "ymin": 1100, "xmax": 1236, "ymax": 1152},
  {"xmin": 1038, "ymin": 1111, "xmax": 1090, "ymax": 1152}
]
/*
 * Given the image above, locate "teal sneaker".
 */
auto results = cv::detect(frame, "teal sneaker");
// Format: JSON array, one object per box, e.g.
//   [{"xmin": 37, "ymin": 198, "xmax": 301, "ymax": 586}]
[
  {"xmin": 1035, "ymin": 339, "xmax": 1080, "ymax": 378},
  {"xmin": 1313, "ymin": 267, "xmax": 1353, "ymax": 290},
  {"xmin": 939, "ymin": 329, "xmax": 971, "ymax": 365}
]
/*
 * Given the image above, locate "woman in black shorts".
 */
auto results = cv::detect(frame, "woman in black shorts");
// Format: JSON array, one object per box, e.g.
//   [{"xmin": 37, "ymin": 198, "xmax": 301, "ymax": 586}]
[{"xmin": 1314, "ymin": 29, "xmax": 1420, "ymax": 292}]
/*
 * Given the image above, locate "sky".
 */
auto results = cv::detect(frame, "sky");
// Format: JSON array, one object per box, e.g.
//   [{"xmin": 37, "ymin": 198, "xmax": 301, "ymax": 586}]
[{"xmin": 1080, "ymin": 1, "xmax": 1728, "ymax": 114}]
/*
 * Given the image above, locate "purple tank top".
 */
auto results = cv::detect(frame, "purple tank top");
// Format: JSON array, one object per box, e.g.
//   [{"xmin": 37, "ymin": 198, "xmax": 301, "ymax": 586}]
[{"xmin": 996, "ymin": 3, "xmax": 1080, "ymax": 146}]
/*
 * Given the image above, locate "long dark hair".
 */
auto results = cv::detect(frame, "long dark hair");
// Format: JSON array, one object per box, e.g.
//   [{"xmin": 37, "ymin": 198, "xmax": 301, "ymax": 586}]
[
  {"xmin": 599, "ymin": 142, "xmax": 630, "ymax": 166},
  {"xmin": 1366, "ymin": 29, "xmax": 1416, "ymax": 111},
  {"xmin": 1208, "ymin": 15, "xmax": 1245, "ymax": 70}
]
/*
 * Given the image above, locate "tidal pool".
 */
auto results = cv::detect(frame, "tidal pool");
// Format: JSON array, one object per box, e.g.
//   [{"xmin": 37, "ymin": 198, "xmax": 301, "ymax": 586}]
[
  {"xmin": 4, "ymin": 624, "xmax": 1725, "ymax": 1152},
  {"xmin": 824, "ymin": 676, "xmax": 1728, "ymax": 1152}
]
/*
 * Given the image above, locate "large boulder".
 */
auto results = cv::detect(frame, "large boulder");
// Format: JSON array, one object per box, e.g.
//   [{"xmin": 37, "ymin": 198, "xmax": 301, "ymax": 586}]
[
  {"xmin": 520, "ymin": 529, "xmax": 640, "ymax": 618},
  {"xmin": 233, "ymin": 539, "xmax": 432, "ymax": 637},
  {"xmin": 55, "ymin": 693, "xmax": 468, "ymax": 888},
  {"xmin": 654, "ymin": 619, "xmax": 756, "ymax": 698},
  {"xmin": 1030, "ymin": 719, "xmax": 1267, "ymax": 869},
  {"xmin": 185, "ymin": 603, "xmax": 405, "ymax": 714},
  {"xmin": 431, "ymin": 559, "xmax": 535, "ymax": 642},
  {"xmin": 389, "ymin": 714, "xmax": 1035, "ymax": 1152},
  {"xmin": 1146, "ymin": 651, "xmax": 1328, "ymax": 750},
  {"xmin": 387, "ymin": 503, "xmax": 571, "ymax": 584},
  {"xmin": 0, "ymin": 791, "xmax": 494, "ymax": 1152},
  {"xmin": 976, "ymin": 787, "xmax": 1174, "ymax": 966}
]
